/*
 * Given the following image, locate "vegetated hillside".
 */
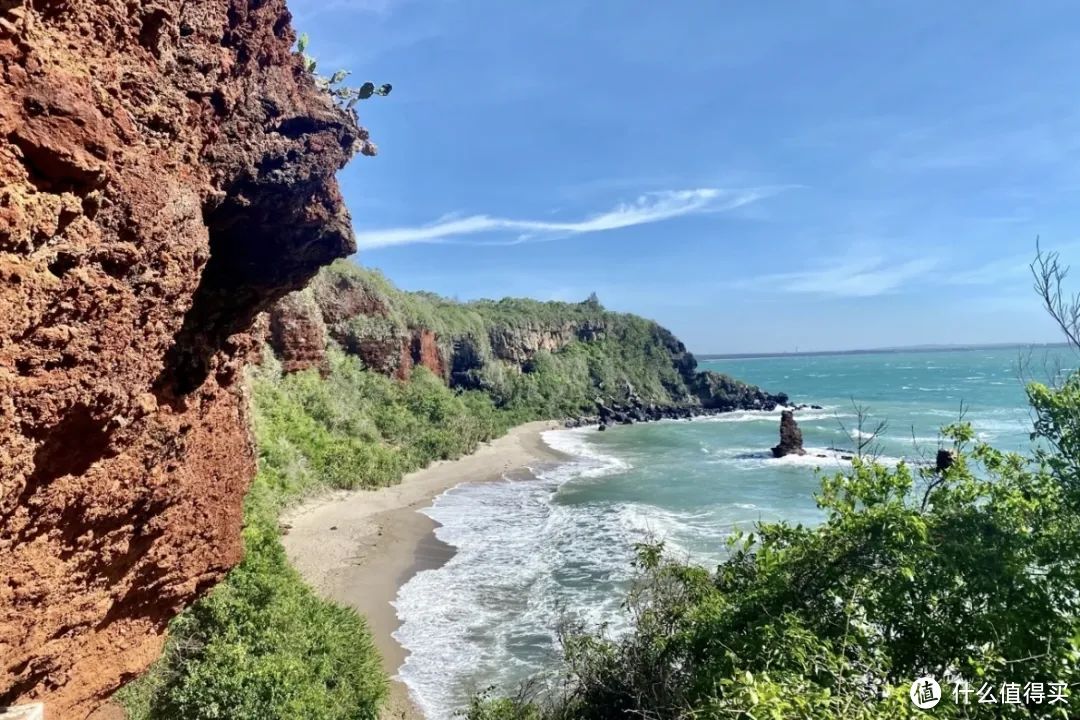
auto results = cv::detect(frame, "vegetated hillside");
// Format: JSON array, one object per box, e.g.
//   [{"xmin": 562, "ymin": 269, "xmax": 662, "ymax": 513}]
[{"xmin": 267, "ymin": 260, "xmax": 788, "ymax": 420}]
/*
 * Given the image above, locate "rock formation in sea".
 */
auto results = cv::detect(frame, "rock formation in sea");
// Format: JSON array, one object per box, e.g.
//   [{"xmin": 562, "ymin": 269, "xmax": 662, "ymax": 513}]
[
  {"xmin": 0, "ymin": 0, "xmax": 363, "ymax": 714},
  {"xmin": 772, "ymin": 410, "xmax": 807, "ymax": 457}
]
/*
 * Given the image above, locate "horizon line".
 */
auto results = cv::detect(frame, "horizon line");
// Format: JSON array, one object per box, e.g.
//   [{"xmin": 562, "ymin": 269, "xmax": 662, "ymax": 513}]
[{"xmin": 699, "ymin": 341, "xmax": 1071, "ymax": 360}]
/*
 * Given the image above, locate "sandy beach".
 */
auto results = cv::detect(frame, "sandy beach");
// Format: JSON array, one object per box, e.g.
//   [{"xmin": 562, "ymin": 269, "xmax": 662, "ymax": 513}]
[{"xmin": 282, "ymin": 420, "xmax": 568, "ymax": 720}]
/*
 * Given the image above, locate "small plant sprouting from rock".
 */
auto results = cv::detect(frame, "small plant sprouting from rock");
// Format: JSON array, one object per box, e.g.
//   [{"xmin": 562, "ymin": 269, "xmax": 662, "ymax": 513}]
[{"xmin": 297, "ymin": 33, "xmax": 392, "ymax": 109}]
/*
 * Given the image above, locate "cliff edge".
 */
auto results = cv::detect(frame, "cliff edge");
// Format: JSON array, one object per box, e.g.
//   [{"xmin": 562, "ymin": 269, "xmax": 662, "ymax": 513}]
[{"xmin": 0, "ymin": 0, "xmax": 362, "ymax": 715}]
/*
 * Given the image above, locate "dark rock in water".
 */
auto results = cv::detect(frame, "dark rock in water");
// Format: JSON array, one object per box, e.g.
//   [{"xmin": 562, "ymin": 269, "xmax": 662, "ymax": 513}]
[
  {"xmin": 771, "ymin": 410, "xmax": 807, "ymax": 458},
  {"xmin": 598, "ymin": 423, "xmax": 608, "ymax": 432},
  {"xmin": 841, "ymin": 455, "xmax": 854, "ymax": 461},
  {"xmin": 596, "ymin": 399, "xmax": 615, "ymax": 423},
  {"xmin": 567, "ymin": 383, "xmax": 796, "ymax": 433},
  {"xmin": 811, "ymin": 404, "xmax": 824, "ymax": 410},
  {"xmin": 694, "ymin": 370, "xmax": 788, "ymax": 412},
  {"xmin": 936, "ymin": 449, "xmax": 955, "ymax": 472}
]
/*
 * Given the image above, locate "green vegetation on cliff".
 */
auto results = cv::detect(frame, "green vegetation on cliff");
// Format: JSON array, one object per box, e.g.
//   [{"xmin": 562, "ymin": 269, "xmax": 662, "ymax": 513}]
[
  {"xmin": 119, "ymin": 502, "xmax": 385, "ymax": 720},
  {"xmin": 251, "ymin": 348, "xmax": 511, "ymax": 504},
  {"xmin": 306, "ymin": 260, "xmax": 780, "ymax": 416}
]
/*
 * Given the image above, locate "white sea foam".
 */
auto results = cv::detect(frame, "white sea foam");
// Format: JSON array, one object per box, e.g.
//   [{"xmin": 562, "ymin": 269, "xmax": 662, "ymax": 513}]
[
  {"xmin": 695, "ymin": 407, "xmax": 849, "ymax": 424},
  {"xmin": 541, "ymin": 427, "xmax": 632, "ymax": 478},
  {"xmin": 750, "ymin": 447, "xmax": 904, "ymax": 468},
  {"xmin": 394, "ymin": 430, "xmax": 640, "ymax": 719},
  {"xmin": 393, "ymin": 424, "xmax": 817, "ymax": 717}
]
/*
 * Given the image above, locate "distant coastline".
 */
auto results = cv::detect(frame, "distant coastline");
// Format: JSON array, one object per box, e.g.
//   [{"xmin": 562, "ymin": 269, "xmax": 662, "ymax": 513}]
[{"xmin": 700, "ymin": 341, "xmax": 1070, "ymax": 361}]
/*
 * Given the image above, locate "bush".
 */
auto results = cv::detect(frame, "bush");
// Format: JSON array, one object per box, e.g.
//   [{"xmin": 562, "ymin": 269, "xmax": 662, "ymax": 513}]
[
  {"xmin": 248, "ymin": 348, "xmax": 513, "ymax": 503},
  {"xmin": 470, "ymin": 376, "xmax": 1080, "ymax": 719},
  {"xmin": 118, "ymin": 510, "xmax": 386, "ymax": 720}
]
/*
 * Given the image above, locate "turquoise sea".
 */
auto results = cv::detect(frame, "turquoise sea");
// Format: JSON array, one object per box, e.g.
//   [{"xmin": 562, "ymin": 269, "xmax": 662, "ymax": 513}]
[{"xmin": 393, "ymin": 346, "xmax": 1072, "ymax": 719}]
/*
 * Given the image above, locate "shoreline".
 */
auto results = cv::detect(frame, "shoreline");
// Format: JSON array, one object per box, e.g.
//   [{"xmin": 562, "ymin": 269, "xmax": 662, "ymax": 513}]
[{"xmin": 281, "ymin": 420, "xmax": 568, "ymax": 720}]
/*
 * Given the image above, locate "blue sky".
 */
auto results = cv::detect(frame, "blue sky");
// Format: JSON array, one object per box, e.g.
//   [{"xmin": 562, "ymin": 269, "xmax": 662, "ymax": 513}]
[{"xmin": 290, "ymin": 0, "xmax": 1080, "ymax": 353}]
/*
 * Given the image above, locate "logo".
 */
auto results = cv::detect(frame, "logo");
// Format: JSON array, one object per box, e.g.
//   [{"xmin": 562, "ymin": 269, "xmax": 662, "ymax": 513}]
[{"xmin": 910, "ymin": 676, "xmax": 942, "ymax": 709}]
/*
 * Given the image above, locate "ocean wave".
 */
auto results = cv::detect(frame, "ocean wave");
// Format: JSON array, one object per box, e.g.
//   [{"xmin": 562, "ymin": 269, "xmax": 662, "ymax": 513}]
[
  {"xmin": 396, "ymin": 431, "xmax": 640, "ymax": 719},
  {"xmin": 719, "ymin": 447, "xmax": 905, "ymax": 468},
  {"xmin": 541, "ymin": 428, "xmax": 632, "ymax": 478},
  {"xmin": 695, "ymin": 408, "xmax": 849, "ymax": 424}
]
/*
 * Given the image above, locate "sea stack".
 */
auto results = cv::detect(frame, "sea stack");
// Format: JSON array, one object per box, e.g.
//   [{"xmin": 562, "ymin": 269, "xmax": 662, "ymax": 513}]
[{"xmin": 772, "ymin": 410, "xmax": 806, "ymax": 457}]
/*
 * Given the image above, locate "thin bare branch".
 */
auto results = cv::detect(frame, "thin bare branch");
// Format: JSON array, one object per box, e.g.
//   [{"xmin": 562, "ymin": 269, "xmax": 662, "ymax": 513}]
[{"xmin": 1032, "ymin": 238, "xmax": 1080, "ymax": 352}]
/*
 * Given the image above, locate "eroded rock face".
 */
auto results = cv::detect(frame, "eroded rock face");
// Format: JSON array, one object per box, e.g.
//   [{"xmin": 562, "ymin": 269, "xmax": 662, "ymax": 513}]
[
  {"xmin": 268, "ymin": 288, "xmax": 331, "ymax": 376},
  {"xmin": 397, "ymin": 328, "xmax": 446, "ymax": 381},
  {"xmin": 0, "ymin": 0, "xmax": 362, "ymax": 715},
  {"xmin": 489, "ymin": 321, "xmax": 607, "ymax": 364}
]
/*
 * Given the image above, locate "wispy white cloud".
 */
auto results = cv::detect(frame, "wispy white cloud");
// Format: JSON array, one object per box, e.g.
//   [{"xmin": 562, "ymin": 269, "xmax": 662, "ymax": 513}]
[
  {"xmin": 943, "ymin": 241, "xmax": 1080, "ymax": 287},
  {"xmin": 749, "ymin": 255, "xmax": 938, "ymax": 298},
  {"xmin": 355, "ymin": 188, "xmax": 776, "ymax": 250},
  {"xmin": 943, "ymin": 254, "xmax": 1034, "ymax": 287},
  {"xmin": 741, "ymin": 241, "xmax": 1080, "ymax": 299}
]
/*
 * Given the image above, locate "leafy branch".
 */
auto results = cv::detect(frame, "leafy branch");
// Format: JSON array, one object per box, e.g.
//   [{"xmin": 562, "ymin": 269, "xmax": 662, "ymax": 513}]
[{"xmin": 297, "ymin": 33, "xmax": 392, "ymax": 110}]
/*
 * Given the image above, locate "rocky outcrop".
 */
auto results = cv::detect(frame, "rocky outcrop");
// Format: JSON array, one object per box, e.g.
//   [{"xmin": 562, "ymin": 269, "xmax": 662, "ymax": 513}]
[
  {"xmin": 397, "ymin": 328, "xmax": 445, "ymax": 381},
  {"xmin": 489, "ymin": 320, "xmax": 607, "ymax": 364},
  {"xmin": 311, "ymin": 263, "xmax": 391, "ymax": 330},
  {"xmin": 772, "ymin": 410, "xmax": 806, "ymax": 457},
  {"xmin": 267, "ymin": 288, "xmax": 330, "ymax": 375},
  {"xmin": 0, "ymin": 0, "xmax": 362, "ymax": 716},
  {"xmin": 695, "ymin": 371, "xmax": 788, "ymax": 411},
  {"xmin": 270, "ymin": 268, "xmax": 450, "ymax": 381}
]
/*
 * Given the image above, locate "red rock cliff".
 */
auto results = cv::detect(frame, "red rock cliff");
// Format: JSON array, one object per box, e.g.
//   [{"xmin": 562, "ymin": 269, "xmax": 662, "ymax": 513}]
[{"xmin": 0, "ymin": 0, "xmax": 364, "ymax": 716}]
